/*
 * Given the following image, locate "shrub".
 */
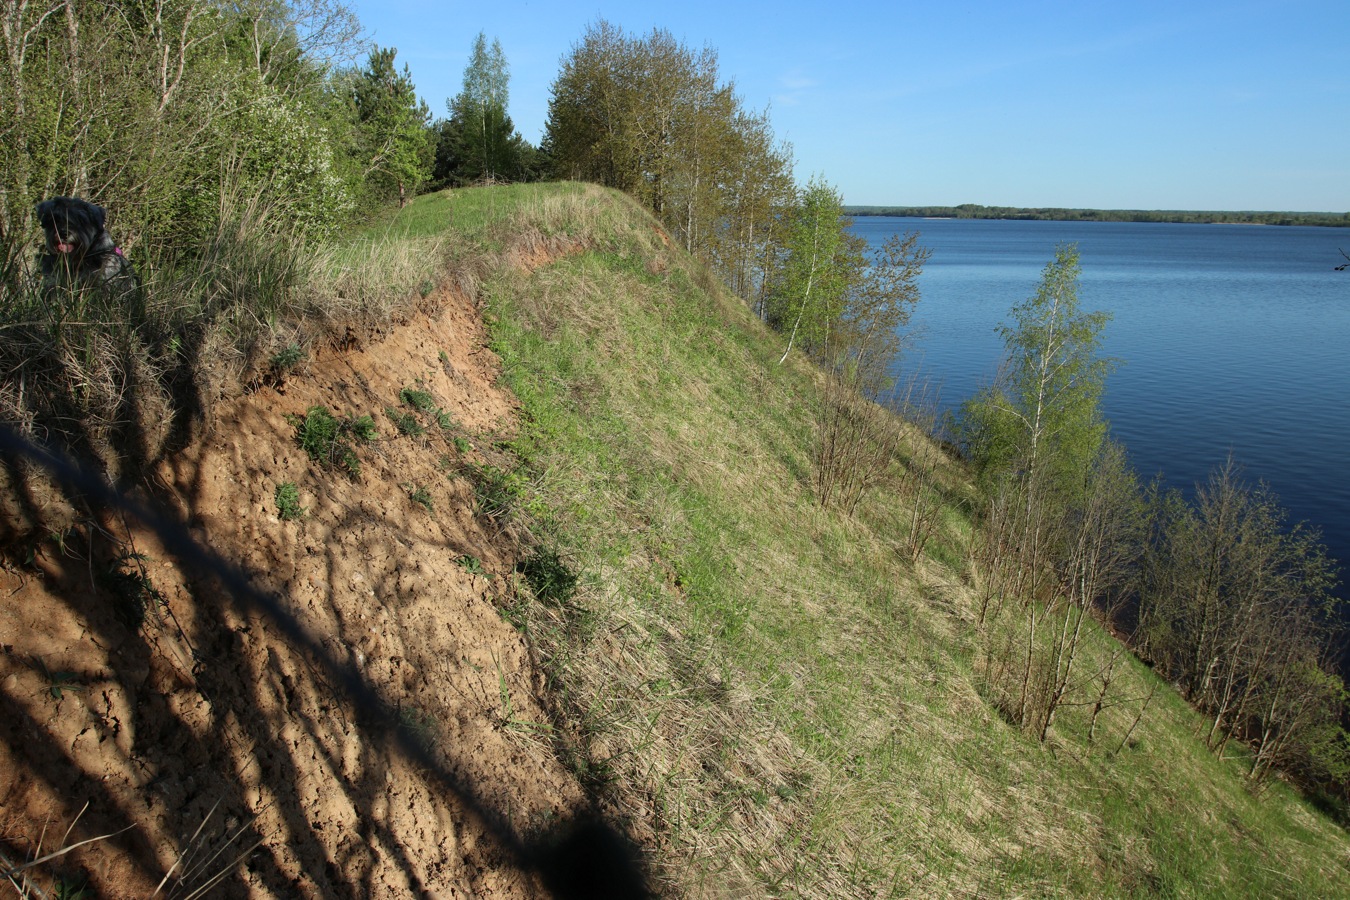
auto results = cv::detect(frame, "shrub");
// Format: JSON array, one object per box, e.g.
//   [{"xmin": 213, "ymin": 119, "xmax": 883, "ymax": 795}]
[
  {"xmin": 399, "ymin": 386, "xmax": 438, "ymax": 411},
  {"xmin": 386, "ymin": 407, "xmax": 426, "ymax": 437},
  {"xmin": 349, "ymin": 414, "xmax": 378, "ymax": 442},
  {"xmin": 270, "ymin": 343, "xmax": 305, "ymax": 373}
]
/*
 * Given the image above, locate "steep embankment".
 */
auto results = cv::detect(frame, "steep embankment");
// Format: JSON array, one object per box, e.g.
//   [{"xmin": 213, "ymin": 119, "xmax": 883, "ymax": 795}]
[
  {"xmin": 2, "ymin": 182, "xmax": 1348, "ymax": 898},
  {"xmin": 0, "ymin": 211, "xmax": 609, "ymax": 897}
]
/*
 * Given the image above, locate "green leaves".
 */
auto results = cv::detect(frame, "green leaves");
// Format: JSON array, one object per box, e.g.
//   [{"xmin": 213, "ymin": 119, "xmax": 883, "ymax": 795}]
[
  {"xmin": 441, "ymin": 33, "xmax": 518, "ymax": 184},
  {"xmin": 352, "ymin": 46, "xmax": 435, "ymax": 207},
  {"xmin": 964, "ymin": 243, "xmax": 1114, "ymax": 499},
  {"xmin": 289, "ymin": 405, "xmax": 375, "ymax": 479},
  {"xmin": 767, "ymin": 177, "xmax": 851, "ymax": 363},
  {"xmin": 542, "ymin": 19, "xmax": 796, "ymax": 282}
]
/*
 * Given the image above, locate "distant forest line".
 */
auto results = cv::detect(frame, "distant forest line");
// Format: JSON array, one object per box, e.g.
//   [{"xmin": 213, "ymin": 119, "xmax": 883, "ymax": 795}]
[{"xmin": 846, "ymin": 204, "xmax": 1350, "ymax": 227}]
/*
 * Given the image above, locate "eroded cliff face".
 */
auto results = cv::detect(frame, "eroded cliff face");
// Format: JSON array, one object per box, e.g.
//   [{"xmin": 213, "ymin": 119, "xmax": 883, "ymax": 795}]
[{"xmin": 0, "ymin": 262, "xmax": 599, "ymax": 897}]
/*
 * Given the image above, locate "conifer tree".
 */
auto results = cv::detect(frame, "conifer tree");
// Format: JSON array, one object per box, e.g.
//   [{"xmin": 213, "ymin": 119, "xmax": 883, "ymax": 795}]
[{"xmin": 352, "ymin": 46, "xmax": 433, "ymax": 207}]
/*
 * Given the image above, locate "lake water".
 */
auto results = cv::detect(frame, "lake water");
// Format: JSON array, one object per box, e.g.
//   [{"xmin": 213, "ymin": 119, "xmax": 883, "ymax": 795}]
[{"xmin": 850, "ymin": 216, "xmax": 1350, "ymax": 595}]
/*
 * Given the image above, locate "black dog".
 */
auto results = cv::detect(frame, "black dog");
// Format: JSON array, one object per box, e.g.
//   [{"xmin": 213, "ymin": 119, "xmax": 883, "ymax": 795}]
[{"xmin": 35, "ymin": 196, "xmax": 138, "ymax": 298}]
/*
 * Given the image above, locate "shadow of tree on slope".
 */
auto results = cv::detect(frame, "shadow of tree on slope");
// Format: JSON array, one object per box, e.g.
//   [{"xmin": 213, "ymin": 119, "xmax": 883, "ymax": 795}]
[{"xmin": 0, "ymin": 424, "xmax": 650, "ymax": 899}]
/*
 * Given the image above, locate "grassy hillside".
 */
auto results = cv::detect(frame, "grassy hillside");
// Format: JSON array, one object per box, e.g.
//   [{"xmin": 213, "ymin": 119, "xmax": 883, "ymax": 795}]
[{"xmin": 390, "ymin": 182, "xmax": 1349, "ymax": 897}]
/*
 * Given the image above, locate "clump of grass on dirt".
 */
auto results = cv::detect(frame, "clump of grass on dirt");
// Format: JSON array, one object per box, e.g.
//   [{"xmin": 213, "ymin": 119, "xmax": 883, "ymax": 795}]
[
  {"xmin": 391, "ymin": 385, "xmax": 456, "ymax": 435},
  {"xmin": 406, "ymin": 484, "xmax": 434, "ymax": 513},
  {"xmin": 100, "ymin": 551, "xmax": 167, "ymax": 630},
  {"xmin": 517, "ymin": 547, "xmax": 579, "ymax": 608},
  {"xmin": 374, "ymin": 183, "xmax": 1350, "ymax": 898},
  {"xmin": 288, "ymin": 405, "xmax": 374, "ymax": 478},
  {"xmin": 275, "ymin": 482, "xmax": 305, "ymax": 520}
]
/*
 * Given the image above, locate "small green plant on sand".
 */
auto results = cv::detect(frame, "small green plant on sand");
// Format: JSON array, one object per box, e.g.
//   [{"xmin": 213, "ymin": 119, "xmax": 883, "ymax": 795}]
[
  {"xmin": 101, "ymin": 552, "xmax": 166, "ymax": 628},
  {"xmin": 392, "ymin": 385, "xmax": 456, "ymax": 434},
  {"xmin": 33, "ymin": 656, "xmax": 83, "ymax": 702},
  {"xmin": 386, "ymin": 406, "xmax": 426, "ymax": 437},
  {"xmin": 407, "ymin": 484, "xmax": 434, "ymax": 513},
  {"xmin": 399, "ymin": 386, "xmax": 438, "ymax": 411},
  {"xmin": 269, "ymin": 343, "xmax": 305, "ymax": 373},
  {"xmin": 457, "ymin": 555, "xmax": 492, "ymax": 579},
  {"xmin": 349, "ymin": 414, "xmax": 378, "ymax": 442},
  {"xmin": 397, "ymin": 705, "xmax": 436, "ymax": 751},
  {"xmin": 275, "ymin": 482, "xmax": 305, "ymax": 520},
  {"xmin": 288, "ymin": 405, "xmax": 374, "ymax": 478}
]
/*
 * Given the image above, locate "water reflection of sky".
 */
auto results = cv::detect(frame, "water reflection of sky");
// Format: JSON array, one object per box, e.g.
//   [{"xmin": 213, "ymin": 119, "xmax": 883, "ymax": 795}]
[{"xmin": 852, "ymin": 216, "xmax": 1350, "ymax": 591}]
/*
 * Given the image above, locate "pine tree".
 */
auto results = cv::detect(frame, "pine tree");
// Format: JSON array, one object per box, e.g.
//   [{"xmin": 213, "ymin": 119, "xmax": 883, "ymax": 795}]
[{"xmin": 352, "ymin": 46, "xmax": 433, "ymax": 207}]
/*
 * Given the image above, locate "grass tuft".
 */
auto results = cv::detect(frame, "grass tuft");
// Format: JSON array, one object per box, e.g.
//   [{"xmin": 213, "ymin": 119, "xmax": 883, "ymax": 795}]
[
  {"xmin": 275, "ymin": 482, "xmax": 305, "ymax": 521},
  {"xmin": 289, "ymin": 405, "xmax": 372, "ymax": 478},
  {"xmin": 517, "ymin": 547, "xmax": 578, "ymax": 608}
]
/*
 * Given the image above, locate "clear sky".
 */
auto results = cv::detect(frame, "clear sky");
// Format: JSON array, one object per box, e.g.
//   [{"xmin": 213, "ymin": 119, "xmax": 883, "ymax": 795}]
[{"xmin": 345, "ymin": 1, "xmax": 1349, "ymax": 211}]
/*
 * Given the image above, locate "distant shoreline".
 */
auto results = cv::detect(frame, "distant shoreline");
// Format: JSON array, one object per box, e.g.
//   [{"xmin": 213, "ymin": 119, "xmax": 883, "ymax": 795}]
[{"xmin": 845, "ymin": 205, "xmax": 1350, "ymax": 228}]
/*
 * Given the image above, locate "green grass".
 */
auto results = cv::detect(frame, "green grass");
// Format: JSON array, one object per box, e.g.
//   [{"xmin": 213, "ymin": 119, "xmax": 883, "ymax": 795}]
[
  {"xmin": 407, "ymin": 484, "xmax": 434, "ymax": 513},
  {"xmin": 289, "ymin": 405, "xmax": 374, "ymax": 478},
  {"xmin": 385, "ymin": 406, "xmax": 426, "ymax": 437},
  {"xmin": 275, "ymin": 481, "xmax": 305, "ymax": 520},
  {"xmin": 359, "ymin": 184, "xmax": 1350, "ymax": 898}
]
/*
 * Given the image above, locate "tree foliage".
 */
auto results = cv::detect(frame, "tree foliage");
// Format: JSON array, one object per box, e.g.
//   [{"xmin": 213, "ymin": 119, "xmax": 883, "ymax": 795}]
[
  {"xmin": 964, "ymin": 247, "xmax": 1135, "ymax": 743},
  {"xmin": 1137, "ymin": 460, "xmax": 1345, "ymax": 782},
  {"xmin": 765, "ymin": 177, "xmax": 852, "ymax": 364},
  {"xmin": 962, "ymin": 244, "xmax": 1114, "ymax": 502},
  {"xmin": 433, "ymin": 32, "xmax": 541, "ymax": 187},
  {"xmin": 0, "ymin": 0, "xmax": 438, "ymax": 270},
  {"xmin": 543, "ymin": 20, "xmax": 796, "ymax": 299},
  {"xmin": 764, "ymin": 178, "xmax": 930, "ymax": 380},
  {"xmin": 350, "ymin": 46, "xmax": 434, "ymax": 208}
]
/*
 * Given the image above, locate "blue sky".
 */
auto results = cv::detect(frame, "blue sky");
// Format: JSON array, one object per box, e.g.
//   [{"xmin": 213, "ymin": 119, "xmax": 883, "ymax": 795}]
[{"xmin": 346, "ymin": 1, "xmax": 1349, "ymax": 211}]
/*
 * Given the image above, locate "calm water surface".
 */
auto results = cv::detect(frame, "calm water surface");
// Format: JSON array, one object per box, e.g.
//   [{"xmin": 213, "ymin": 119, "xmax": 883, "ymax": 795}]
[{"xmin": 850, "ymin": 217, "xmax": 1350, "ymax": 591}]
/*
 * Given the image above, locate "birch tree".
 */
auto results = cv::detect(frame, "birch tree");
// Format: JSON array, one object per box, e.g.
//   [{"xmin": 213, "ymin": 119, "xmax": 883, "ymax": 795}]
[
  {"xmin": 443, "ymin": 32, "xmax": 516, "ymax": 183},
  {"xmin": 767, "ymin": 177, "xmax": 850, "ymax": 364},
  {"xmin": 963, "ymin": 243, "xmax": 1114, "ymax": 501}
]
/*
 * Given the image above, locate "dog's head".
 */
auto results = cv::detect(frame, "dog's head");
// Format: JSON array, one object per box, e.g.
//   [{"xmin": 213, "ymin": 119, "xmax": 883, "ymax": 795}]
[{"xmin": 36, "ymin": 197, "xmax": 108, "ymax": 260}]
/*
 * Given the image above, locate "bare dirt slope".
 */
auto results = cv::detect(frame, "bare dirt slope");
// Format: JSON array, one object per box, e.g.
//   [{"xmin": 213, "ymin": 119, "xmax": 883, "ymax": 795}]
[{"xmin": 0, "ymin": 267, "xmax": 605, "ymax": 896}]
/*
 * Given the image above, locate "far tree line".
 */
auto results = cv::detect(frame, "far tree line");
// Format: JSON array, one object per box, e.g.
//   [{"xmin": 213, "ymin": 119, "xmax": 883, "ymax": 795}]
[{"xmin": 848, "ymin": 205, "xmax": 1350, "ymax": 228}]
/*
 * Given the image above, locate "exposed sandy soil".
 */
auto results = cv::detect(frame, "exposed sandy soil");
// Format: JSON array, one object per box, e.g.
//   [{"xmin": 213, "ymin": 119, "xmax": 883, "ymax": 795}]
[{"xmin": 0, "ymin": 258, "xmax": 616, "ymax": 896}]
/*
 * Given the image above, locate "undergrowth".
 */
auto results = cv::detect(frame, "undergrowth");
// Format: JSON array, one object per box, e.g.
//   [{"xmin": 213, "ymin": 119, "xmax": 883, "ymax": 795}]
[{"xmin": 0, "ymin": 194, "xmax": 454, "ymax": 543}]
